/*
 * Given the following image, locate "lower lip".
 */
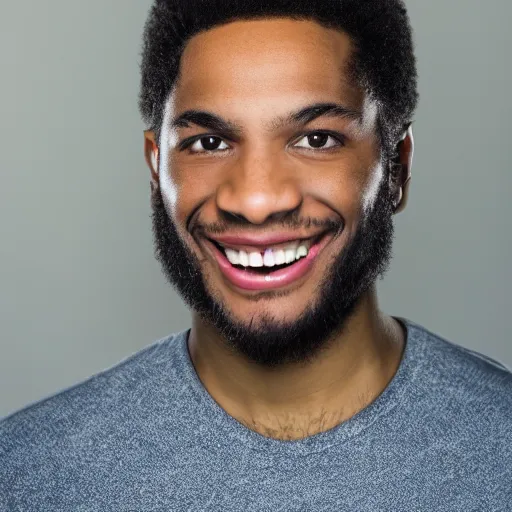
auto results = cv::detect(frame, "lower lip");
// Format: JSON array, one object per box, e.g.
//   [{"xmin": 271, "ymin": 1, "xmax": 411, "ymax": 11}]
[{"xmin": 205, "ymin": 234, "xmax": 333, "ymax": 291}]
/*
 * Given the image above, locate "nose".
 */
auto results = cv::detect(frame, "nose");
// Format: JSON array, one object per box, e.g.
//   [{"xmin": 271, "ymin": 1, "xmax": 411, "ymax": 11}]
[{"xmin": 215, "ymin": 150, "xmax": 303, "ymax": 225}]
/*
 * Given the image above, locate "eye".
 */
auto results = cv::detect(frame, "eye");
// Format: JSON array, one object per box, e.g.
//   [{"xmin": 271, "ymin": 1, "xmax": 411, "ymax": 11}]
[
  {"xmin": 189, "ymin": 136, "xmax": 230, "ymax": 153},
  {"xmin": 293, "ymin": 132, "xmax": 344, "ymax": 151}
]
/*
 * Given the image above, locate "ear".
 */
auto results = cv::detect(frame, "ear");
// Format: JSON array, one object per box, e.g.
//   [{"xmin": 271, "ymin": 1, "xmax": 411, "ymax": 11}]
[
  {"xmin": 144, "ymin": 130, "xmax": 159, "ymax": 191},
  {"xmin": 389, "ymin": 125, "xmax": 414, "ymax": 214}
]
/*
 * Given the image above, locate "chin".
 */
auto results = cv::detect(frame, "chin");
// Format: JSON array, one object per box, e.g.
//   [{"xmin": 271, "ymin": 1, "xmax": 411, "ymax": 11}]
[{"xmin": 205, "ymin": 279, "xmax": 318, "ymax": 327}]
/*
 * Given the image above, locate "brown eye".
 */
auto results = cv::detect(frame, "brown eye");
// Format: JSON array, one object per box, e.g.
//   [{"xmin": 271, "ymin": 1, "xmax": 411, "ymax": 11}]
[
  {"xmin": 308, "ymin": 133, "xmax": 329, "ymax": 148},
  {"xmin": 189, "ymin": 136, "xmax": 230, "ymax": 153},
  {"xmin": 293, "ymin": 131, "xmax": 343, "ymax": 150}
]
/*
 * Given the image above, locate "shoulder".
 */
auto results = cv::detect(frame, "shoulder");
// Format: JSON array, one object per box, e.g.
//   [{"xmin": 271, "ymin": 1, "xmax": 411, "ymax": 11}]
[
  {"xmin": 0, "ymin": 330, "xmax": 186, "ymax": 456},
  {"xmin": 402, "ymin": 318, "xmax": 512, "ymax": 426},
  {"xmin": 404, "ymin": 318, "xmax": 512, "ymax": 382}
]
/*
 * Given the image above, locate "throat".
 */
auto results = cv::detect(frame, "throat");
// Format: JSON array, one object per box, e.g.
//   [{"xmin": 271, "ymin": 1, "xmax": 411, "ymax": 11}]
[{"xmin": 237, "ymin": 407, "xmax": 349, "ymax": 441}]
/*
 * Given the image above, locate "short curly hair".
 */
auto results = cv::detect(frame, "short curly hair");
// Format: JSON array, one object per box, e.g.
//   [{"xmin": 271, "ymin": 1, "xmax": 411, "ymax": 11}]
[{"xmin": 139, "ymin": 0, "xmax": 418, "ymax": 160}]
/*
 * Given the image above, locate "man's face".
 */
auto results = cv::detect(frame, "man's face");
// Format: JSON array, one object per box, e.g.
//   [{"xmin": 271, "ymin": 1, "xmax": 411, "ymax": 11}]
[{"xmin": 150, "ymin": 18, "xmax": 395, "ymax": 366}]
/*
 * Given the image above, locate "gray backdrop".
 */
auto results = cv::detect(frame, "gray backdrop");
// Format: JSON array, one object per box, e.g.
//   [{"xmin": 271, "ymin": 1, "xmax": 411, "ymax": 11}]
[{"xmin": 1, "ymin": 0, "xmax": 510, "ymax": 418}]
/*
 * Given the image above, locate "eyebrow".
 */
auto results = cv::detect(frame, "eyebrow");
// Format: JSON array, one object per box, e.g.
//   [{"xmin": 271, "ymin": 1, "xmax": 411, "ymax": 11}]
[{"xmin": 170, "ymin": 102, "xmax": 362, "ymax": 139}]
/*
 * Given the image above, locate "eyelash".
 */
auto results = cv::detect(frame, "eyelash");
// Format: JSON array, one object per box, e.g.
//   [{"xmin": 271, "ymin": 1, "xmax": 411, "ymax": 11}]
[{"xmin": 177, "ymin": 130, "xmax": 346, "ymax": 155}]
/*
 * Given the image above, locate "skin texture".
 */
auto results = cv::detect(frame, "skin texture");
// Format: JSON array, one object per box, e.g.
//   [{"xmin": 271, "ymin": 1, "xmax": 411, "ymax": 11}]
[{"xmin": 144, "ymin": 18, "xmax": 414, "ymax": 440}]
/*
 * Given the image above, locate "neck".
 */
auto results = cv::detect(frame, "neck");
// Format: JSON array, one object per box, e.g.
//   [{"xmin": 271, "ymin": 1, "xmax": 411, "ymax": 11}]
[{"xmin": 187, "ymin": 287, "xmax": 406, "ymax": 441}]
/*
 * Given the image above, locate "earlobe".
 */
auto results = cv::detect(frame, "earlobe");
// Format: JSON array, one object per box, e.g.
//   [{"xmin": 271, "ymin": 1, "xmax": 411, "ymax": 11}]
[{"xmin": 388, "ymin": 163, "xmax": 405, "ymax": 213}]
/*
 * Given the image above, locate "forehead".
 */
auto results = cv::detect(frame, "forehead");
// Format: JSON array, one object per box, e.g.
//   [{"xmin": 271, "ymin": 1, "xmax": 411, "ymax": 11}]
[{"xmin": 172, "ymin": 18, "xmax": 365, "ymax": 115}]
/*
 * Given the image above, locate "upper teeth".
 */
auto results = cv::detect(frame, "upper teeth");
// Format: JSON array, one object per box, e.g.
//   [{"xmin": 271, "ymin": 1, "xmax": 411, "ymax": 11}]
[{"xmin": 224, "ymin": 243, "xmax": 309, "ymax": 268}]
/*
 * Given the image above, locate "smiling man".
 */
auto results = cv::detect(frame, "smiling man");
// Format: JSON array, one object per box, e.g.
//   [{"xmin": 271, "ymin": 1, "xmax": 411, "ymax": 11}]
[{"xmin": 1, "ymin": 0, "xmax": 512, "ymax": 510}]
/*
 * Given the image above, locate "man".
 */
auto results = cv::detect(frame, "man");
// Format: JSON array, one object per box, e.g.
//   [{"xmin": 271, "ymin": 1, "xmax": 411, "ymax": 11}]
[{"xmin": 1, "ymin": 0, "xmax": 511, "ymax": 509}]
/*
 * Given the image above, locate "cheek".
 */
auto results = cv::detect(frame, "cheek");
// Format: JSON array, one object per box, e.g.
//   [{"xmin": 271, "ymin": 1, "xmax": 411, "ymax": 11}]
[
  {"xmin": 159, "ymin": 168, "xmax": 179, "ymax": 216},
  {"xmin": 162, "ymin": 157, "xmax": 218, "ymax": 224},
  {"xmin": 303, "ymin": 159, "xmax": 376, "ymax": 222},
  {"xmin": 361, "ymin": 159, "xmax": 385, "ymax": 213},
  {"xmin": 328, "ymin": 146, "xmax": 384, "ymax": 220}
]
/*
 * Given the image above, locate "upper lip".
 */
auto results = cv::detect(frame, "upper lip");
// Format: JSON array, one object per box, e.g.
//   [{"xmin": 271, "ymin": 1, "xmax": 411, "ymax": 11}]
[{"xmin": 205, "ymin": 230, "xmax": 327, "ymax": 247}]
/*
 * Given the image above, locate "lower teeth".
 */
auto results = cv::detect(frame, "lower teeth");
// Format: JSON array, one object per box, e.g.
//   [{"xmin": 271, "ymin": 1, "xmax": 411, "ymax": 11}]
[{"xmin": 233, "ymin": 257, "xmax": 304, "ymax": 272}]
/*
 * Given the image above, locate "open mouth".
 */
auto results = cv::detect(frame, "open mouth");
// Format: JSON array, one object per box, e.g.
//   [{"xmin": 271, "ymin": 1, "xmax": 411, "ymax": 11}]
[
  {"xmin": 212, "ymin": 234, "xmax": 320, "ymax": 271},
  {"xmin": 204, "ymin": 231, "xmax": 334, "ymax": 291}
]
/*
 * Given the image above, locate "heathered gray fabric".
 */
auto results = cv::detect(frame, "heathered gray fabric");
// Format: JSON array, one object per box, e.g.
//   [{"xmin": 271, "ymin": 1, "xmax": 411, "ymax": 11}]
[{"xmin": 1, "ymin": 318, "xmax": 511, "ymax": 511}]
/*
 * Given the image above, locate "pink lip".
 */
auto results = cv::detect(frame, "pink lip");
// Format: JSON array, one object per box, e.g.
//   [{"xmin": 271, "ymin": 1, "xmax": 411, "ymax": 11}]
[{"xmin": 204, "ymin": 232, "xmax": 333, "ymax": 291}]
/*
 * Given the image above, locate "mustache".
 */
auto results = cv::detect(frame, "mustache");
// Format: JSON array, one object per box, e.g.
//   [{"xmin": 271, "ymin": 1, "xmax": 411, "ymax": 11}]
[{"xmin": 193, "ymin": 215, "xmax": 343, "ymax": 236}]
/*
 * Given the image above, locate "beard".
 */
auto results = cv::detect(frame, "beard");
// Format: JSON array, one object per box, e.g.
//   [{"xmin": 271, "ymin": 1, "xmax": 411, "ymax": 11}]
[{"xmin": 151, "ymin": 177, "xmax": 395, "ymax": 368}]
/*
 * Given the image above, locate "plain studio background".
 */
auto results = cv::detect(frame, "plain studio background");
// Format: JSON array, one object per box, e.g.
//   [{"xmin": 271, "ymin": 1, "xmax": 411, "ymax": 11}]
[{"xmin": 0, "ymin": 0, "xmax": 511, "ymax": 418}]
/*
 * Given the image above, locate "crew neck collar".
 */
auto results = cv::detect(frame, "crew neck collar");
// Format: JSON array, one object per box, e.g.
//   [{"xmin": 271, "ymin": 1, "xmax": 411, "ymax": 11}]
[{"xmin": 173, "ymin": 317, "xmax": 426, "ymax": 455}]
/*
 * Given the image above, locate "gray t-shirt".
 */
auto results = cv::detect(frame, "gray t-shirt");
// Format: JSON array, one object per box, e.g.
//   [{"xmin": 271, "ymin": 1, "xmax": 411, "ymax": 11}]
[{"xmin": 1, "ymin": 318, "xmax": 511, "ymax": 511}]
